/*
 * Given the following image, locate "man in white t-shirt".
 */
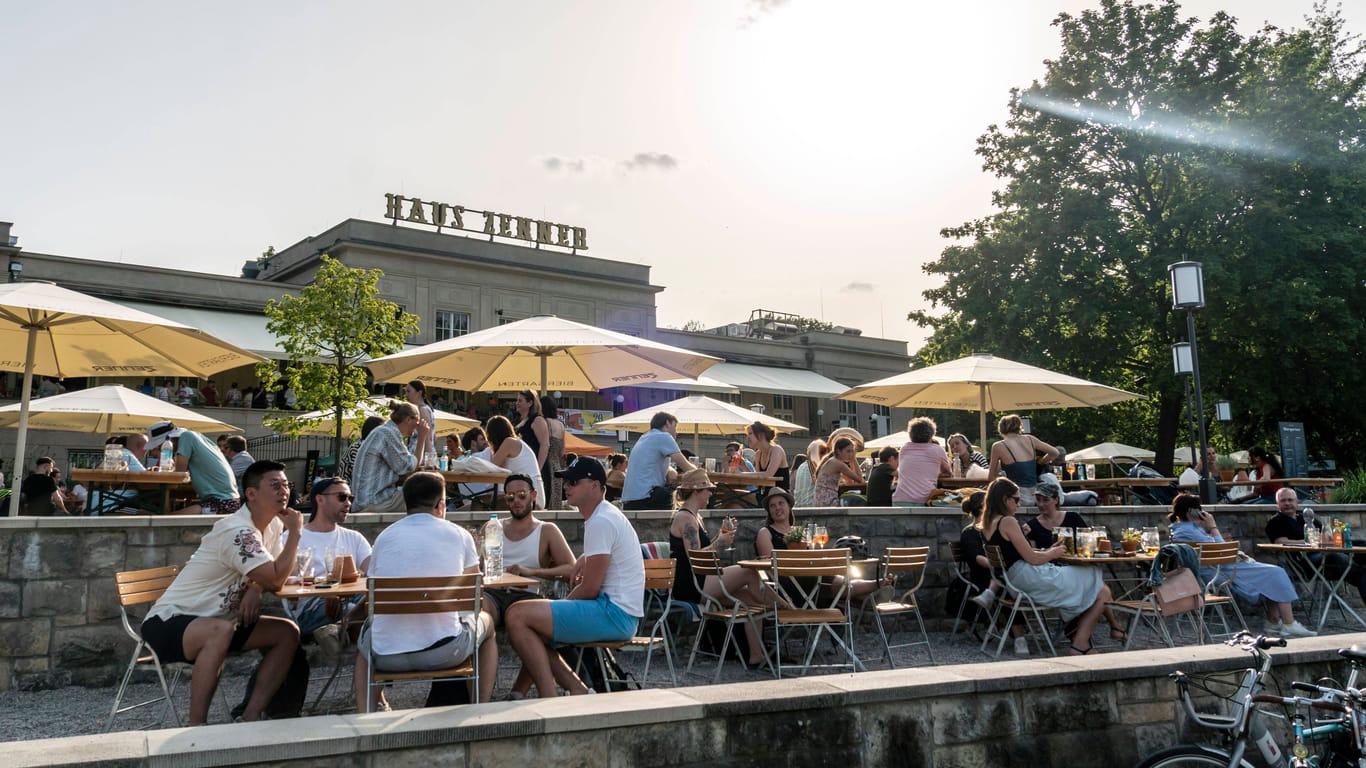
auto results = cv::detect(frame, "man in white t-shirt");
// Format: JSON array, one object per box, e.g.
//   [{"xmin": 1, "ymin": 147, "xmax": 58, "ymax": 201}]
[
  {"xmin": 285, "ymin": 477, "xmax": 372, "ymax": 652},
  {"xmin": 139, "ymin": 460, "xmax": 302, "ymax": 724},
  {"xmin": 506, "ymin": 457, "xmax": 644, "ymax": 697},
  {"xmin": 354, "ymin": 471, "xmax": 497, "ymax": 710}
]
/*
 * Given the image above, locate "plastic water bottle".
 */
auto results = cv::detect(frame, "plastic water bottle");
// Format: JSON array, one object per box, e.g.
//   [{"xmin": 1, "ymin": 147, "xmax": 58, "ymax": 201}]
[
  {"xmin": 438, "ymin": 447, "xmax": 449, "ymax": 472},
  {"xmin": 159, "ymin": 442, "xmax": 174, "ymax": 471},
  {"xmin": 482, "ymin": 514, "xmax": 503, "ymax": 577},
  {"xmin": 1345, "ymin": 520, "xmax": 1354, "ymax": 550}
]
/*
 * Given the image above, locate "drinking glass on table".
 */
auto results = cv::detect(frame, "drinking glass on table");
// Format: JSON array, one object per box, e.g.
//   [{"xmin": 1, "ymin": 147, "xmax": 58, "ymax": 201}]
[
  {"xmin": 719, "ymin": 517, "xmax": 738, "ymax": 557},
  {"xmin": 297, "ymin": 547, "xmax": 315, "ymax": 587},
  {"xmin": 1141, "ymin": 527, "xmax": 1161, "ymax": 556},
  {"xmin": 814, "ymin": 525, "xmax": 829, "ymax": 549},
  {"xmin": 316, "ymin": 546, "xmax": 335, "ymax": 586}
]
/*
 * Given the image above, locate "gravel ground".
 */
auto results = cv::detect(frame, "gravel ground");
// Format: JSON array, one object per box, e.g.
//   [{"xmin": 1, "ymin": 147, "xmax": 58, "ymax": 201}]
[{"xmin": 4, "ymin": 610, "xmax": 1364, "ymax": 743}]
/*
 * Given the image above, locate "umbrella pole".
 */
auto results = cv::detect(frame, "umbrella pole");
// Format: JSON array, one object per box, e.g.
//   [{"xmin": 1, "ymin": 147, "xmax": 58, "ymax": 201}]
[
  {"xmin": 540, "ymin": 355, "xmax": 548, "ymax": 397},
  {"xmin": 693, "ymin": 424, "xmax": 700, "ymax": 458},
  {"xmin": 8, "ymin": 328, "xmax": 37, "ymax": 517},
  {"xmin": 978, "ymin": 387, "xmax": 988, "ymax": 454}
]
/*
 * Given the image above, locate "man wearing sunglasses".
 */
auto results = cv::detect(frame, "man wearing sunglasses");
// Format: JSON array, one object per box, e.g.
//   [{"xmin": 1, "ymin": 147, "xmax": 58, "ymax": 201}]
[
  {"xmin": 285, "ymin": 478, "xmax": 373, "ymax": 655},
  {"xmin": 482, "ymin": 474, "xmax": 575, "ymax": 700},
  {"xmin": 506, "ymin": 458, "xmax": 644, "ymax": 697}
]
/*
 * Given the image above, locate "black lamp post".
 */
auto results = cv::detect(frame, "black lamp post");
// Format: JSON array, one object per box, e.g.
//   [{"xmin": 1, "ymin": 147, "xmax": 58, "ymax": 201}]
[
  {"xmin": 1169, "ymin": 261, "xmax": 1217, "ymax": 503},
  {"xmin": 1172, "ymin": 342, "xmax": 1198, "ymax": 474}
]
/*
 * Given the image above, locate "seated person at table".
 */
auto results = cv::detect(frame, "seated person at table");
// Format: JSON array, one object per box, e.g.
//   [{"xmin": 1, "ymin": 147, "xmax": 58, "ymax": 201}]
[
  {"xmin": 1232, "ymin": 446, "xmax": 1284, "ymax": 504},
  {"xmin": 1266, "ymin": 487, "xmax": 1366, "ymax": 602},
  {"xmin": 284, "ymin": 478, "xmax": 371, "ymax": 654},
  {"xmin": 621, "ymin": 412, "xmax": 695, "ymax": 511},
  {"xmin": 987, "ymin": 415, "xmax": 1059, "ymax": 507},
  {"xmin": 1169, "ymin": 493, "xmax": 1315, "ymax": 637},
  {"xmin": 352, "ymin": 403, "xmax": 430, "ymax": 515},
  {"xmin": 893, "ymin": 417, "xmax": 951, "ymax": 506},
  {"xmin": 947, "ymin": 433, "xmax": 989, "ymax": 478},
  {"xmin": 222, "ymin": 435, "xmax": 255, "ymax": 496},
  {"xmin": 981, "ymin": 478, "xmax": 1111, "ymax": 655},
  {"xmin": 338, "ymin": 416, "xmax": 384, "ymax": 484},
  {"xmin": 814, "ymin": 437, "xmax": 864, "ymax": 507},
  {"xmin": 506, "ymin": 458, "xmax": 643, "ymax": 697},
  {"xmin": 864, "ymin": 447, "xmax": 898, "ymax": 507},
  {"xmin": 140, "ymin": 460, "xmax": 302, "ymax": 724},
  {"xmin": 754, "ymin": 488, "xmax": 882, "ymax": 604},
  {"xmin": 355, "ymin": 471, "xmax": 497, "ymax": 710},
  {"xmin": 453, "ymin": 426, "xmax": 498, "ymax": 510},
  {"xmin": 148, "ymin": 421, "xmax": 242, "ymax": 515},
  {"xmin": 19, "ymin": 457, "xmax": 67, "ymax": 515},
  {"xmin": 486, "ymin": 415, "xmax": 546, "ymax": 505},
  {"xmin": 671, "ymin": 469, "xmax": 790, "ymax": 667},
  {"xmin": 487, "ymin": 474, "xmax": 575, "ymax": 700},
  {"xmin": 716, "ymin": 441, "xmax": 758, "ymax": 508},
  {"xmin": 959, "ymin": 492, "xmax": 1027, "ymax": 654}
]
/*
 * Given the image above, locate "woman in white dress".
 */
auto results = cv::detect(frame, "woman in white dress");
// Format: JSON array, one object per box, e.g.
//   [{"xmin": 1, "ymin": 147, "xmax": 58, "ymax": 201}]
[{"xmin": 485, "ymin": 415, "xmax": 545, "ymax": 507}]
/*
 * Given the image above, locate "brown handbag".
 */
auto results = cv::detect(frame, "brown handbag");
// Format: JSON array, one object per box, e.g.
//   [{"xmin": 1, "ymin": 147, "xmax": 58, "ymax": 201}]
[{"xmin": 1152, "ymin": 567, "xmax": 1204, "ymax": 616}]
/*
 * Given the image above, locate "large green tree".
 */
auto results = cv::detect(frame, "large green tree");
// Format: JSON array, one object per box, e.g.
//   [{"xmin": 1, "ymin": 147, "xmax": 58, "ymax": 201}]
[
  {"xmin": 258, "ymin": 256, "xmax": 419, "ymax": 461},
  {"xmin": 912, "ymin": 0, "xmax": 1366, "ymax": 469}
]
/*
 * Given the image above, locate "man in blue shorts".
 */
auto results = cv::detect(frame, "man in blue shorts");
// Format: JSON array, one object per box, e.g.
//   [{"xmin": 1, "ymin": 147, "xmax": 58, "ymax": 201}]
[{"xmin": 505, "ymin": 457, "xmax": 644, "ymax": 697}]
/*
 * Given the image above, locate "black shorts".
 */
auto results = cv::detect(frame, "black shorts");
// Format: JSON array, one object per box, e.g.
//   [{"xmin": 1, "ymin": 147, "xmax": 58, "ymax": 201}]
[
  {"xmin": 485, "ymin": 588, "xmax": 540, "ymax": 625},
  {"xmin": 141, "ymin": 614, "xmax": 255, "ymax": 664}
]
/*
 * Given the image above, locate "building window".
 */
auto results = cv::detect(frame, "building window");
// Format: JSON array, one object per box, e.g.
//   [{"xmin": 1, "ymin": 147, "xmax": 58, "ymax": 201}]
[
  {"xmin": 498, "ymin": 315, "xmax": 521, "ymax": 326},
  {"xmin": 774, "ymin": 395, "xmax": 794, "ymax": 411},
  {"xmin": 838, "ymin": 399, "xmax": 858, "ymax": 427},
  {"xmin": 873, "ymin": 405, "xmax": 890, "ymax": 417},
  {"xmin": 435, "ymin": 310, "xmax": 470, "ymax": 341}
]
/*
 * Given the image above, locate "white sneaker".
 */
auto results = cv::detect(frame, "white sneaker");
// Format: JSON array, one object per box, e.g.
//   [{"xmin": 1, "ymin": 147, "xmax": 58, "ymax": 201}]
[
  {"xmin": 1282, "ymin": 620, "xmax": 1317, "ymax": 638},
  {"xmin": 1014, "ymin": 637, "xmax": 1030, "ymax": 656},
  {"xmin": 312, "ymin": 624, "xmax": 343, "ymax": 656},
  {"xmin": 971, "ymin": 590, "xmax": 998, "ymax": 610},
  {"xmin": 1264, "ymin": 619, "xmax": 1284, "ymax": 635}
]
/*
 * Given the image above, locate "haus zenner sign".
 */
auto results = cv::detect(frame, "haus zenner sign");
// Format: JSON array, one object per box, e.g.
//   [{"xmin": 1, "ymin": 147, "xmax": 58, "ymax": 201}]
[{"xmin": 385, "ymin": 193, "xmax": 588, "ymax": 251}]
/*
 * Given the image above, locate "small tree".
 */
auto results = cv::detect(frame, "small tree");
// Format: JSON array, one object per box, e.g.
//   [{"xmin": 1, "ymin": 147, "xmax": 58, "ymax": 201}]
[{"xmin": 257, "ymin": 255, "xmax": 419, "ymax": 462}]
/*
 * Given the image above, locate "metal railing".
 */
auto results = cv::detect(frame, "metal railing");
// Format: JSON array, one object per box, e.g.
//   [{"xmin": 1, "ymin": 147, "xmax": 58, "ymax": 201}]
[{"xmin": 246, "ymin": 434, "xmax": 345, "ymax": 462}]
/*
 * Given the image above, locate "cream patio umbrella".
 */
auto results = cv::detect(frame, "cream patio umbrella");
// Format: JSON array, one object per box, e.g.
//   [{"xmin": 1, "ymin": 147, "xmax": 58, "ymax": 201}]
[
  {"xmin": 269, "ymin": 396, "xmax": 478, "ymax": 438},
  {"xmin": 1068, "ymin": 442, "xmax": 1156, "ymax": 463},
  {"xmin": 0, "ymin": 282, "xmax": 264, "ymax": 516},
  {"xmin": 0, "ymin": 385, "xmax": 239, "ymax": 435},
  {"xmin": 365, "ymin": 315, "xmax": 721, "ymax": 395},
  {"xmin": 593, "ymin": 394, "xmax": 806, "ymax": 455},
  {"xmin": 836, "ymin": 353, "xmax": 1144, "ymax": 450}
]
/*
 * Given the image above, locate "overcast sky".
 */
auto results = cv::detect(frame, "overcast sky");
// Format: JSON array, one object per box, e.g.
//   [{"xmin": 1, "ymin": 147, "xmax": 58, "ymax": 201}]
[{"xmin": 0, "ymin": 0, "xmax": 1343, "ymax": 351}]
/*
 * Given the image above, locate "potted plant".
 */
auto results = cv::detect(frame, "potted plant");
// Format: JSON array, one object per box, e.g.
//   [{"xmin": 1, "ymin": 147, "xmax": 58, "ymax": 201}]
[
  {"xmin": 1215, "ymin": 454, "xmax": 1238, "ymax": 482},
  {"xmin": 784, "ymin": 528, "xmax": 808, "ymax": 550},
  {"xmin": 1120, "ymin": 528, "xmax": 1142, "ymax": 554}
]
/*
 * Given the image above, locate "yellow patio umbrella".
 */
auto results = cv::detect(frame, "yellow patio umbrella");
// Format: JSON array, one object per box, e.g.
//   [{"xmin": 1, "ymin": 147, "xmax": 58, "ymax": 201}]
[
  {"xmin": 0, "ymin": 384, "xmax": 239, "ymax": 435},
  {"xmin": 594, "ymin": 394, "xmax": 805, "ymax": 455}
]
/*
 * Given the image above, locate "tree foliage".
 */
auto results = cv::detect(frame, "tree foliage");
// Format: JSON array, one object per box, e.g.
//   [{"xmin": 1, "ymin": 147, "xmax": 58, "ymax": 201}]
[
  {"xmin": 257, "ymin": 256, "xmax": 419, "ymax": 460},
  {"xmin": 912, "ymin": 0, "xmax": 1366, "ymax": 469}
]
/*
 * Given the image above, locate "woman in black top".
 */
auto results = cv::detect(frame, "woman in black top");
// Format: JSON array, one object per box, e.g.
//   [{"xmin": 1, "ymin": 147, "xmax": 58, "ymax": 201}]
[{"xmin": 745, "ymin": 421, "xmax": 788, "ymax": 503}]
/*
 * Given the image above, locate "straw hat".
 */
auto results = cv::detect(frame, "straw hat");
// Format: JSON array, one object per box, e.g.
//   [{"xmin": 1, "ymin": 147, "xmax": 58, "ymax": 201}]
[
  {"xmin": 763, "ymin": 487, "xmax": 795, "ymax": 511},
  {"xmin": 676, "ymin": 468, "xmax": 717, "ymax": 490},
  {"xmin": 827, "ymin": 426, "xmax": 864, "ymax": 449}
]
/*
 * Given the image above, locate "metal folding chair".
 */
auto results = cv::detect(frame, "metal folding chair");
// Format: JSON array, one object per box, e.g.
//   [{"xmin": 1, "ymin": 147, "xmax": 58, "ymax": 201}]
[
  {"xmin": 1196, "ymin": 541, "xmax": 1249, "ymax": 640},
  {"xmin": 865, "ymin": 546, "xmax": 933, "ymax": 667},
  {"xmin": 770, "ymin": 548, "xmax": 863, "ymax": 677},
  {"xmin": 685, "ymin": 548, "xmax": 775, "ymax": 682},
  {"xmin": 574, "ymin": 558, "xmax": 678, "ymax": 688},
  {"xmin": 980, "ymin": 546, "xmax": 1058, "ymax": 658},
  {"xmin": 948, "ymin": 541, "xmax": 986, "ymax": 642}
]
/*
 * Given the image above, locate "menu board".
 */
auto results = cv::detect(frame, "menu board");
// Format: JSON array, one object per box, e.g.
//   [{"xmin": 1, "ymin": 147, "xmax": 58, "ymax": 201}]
[{"xmin": 1278, "ymin": 421, "xmax": 1308, "ymax": 477}]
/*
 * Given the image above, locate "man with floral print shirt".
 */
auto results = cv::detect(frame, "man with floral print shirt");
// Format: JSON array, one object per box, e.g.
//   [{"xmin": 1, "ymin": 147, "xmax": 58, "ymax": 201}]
[{"xmin": 140, "ymin": 460, "xmax": 303, "ymax": 724}]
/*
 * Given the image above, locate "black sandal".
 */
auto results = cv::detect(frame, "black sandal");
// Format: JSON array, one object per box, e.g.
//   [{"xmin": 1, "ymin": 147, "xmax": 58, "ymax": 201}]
[{"xmin": 1068, "ymin": 643, "xmax": 1097, "ymax": 656}]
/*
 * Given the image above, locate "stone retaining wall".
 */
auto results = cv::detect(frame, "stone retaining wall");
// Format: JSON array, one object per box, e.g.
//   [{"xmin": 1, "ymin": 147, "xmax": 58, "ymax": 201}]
[
  {"xmin": 10, "ymin": 636, "xmax": 1358, "ymax": 767},
  {"xmin": 2, "ymin": 504, "xmax": 1361, "ymax": 690}
]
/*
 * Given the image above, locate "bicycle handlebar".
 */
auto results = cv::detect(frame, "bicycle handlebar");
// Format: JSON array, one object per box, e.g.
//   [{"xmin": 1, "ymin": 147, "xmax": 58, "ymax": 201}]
[{"xmin": 1251, "ymin": 693, "xmax": 1350, "ymax": 714}]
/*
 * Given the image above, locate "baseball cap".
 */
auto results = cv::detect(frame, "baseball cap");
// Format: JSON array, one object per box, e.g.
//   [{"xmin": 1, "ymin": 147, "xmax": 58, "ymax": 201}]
[
  {"xmin": 556, "ymin": 456, "xmax": 606, "ymax": 485},
  {"xmin": 146, "ymin": 420, "xmax": 185, "ymax": 451},
  {"xmin": 1035, "ymin": 475, "xmax": 1064, "ymax": 500},
  {"xmin": 310, "ymin": 477, "xmax": 345, "ymax": 507}
]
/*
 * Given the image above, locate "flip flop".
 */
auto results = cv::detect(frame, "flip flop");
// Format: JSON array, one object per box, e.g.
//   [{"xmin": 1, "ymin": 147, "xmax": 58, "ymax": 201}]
[{"xmin": 1068, "ymin": 643, "xmax": 1097, "ymax": 656}]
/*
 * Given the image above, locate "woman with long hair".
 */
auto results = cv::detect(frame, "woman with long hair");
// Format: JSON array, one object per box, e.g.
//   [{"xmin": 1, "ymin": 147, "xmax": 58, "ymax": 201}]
[
  {"xmin": 813, "ymin": 437, "xmax": 863, "ymax": 507},
  {"xmin": 405, "ymin": 380, "xmax": 438, "ymax": 469},
  {"xmin": 1236, "ymin": 446, "xmax": 1285, "ymax": 504},
  {"xmin": 988, "ymin": 414, "xmax": 1059, "ymax": 507},
  {"xmin": 671, "ymin": 469, "xmax": 789, "ymax": 667},
  {"xmin": 745, "ymin": 421, "xmax": 789, "ymax": 503},
  {"xmin": 947, "ymin": 433, "xmax": 989, "ymax": 478},
  {"xmin": 514, "ymin": 389, "xmax": 550, "ymax": 481},
  {"xmin": 605, "ymin": 453, "xmax": 627, "ymax": 502},
  {"xmin": 539, "ymin": 396, "xmax": 566, "ymax": 510},
  {"xmin": 980, "ymin": 477, "xmax": 1110, "ymax": 655},
  {"xmin": 485, "ymin": 415, "xmax": 545, "ymax": 506}
]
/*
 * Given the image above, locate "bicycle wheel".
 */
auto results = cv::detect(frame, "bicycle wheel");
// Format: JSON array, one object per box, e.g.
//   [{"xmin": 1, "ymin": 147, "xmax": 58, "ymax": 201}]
[{"xmin": 1135, "ymin": 744, "xmax": 1253, "ymax": 768}]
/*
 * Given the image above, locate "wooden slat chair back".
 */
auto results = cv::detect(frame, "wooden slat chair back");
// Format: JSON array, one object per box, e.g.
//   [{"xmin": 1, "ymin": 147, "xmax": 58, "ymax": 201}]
[
  {"xmin": 868, "ymin": 546, "xmax": 933, "ymax": 668},
  {"xmin": 106, "ymin": 565, "xmax": 229, "ymax": 731},
  {"xmin": 1195, "ymin": 541, "xmax": 1248, "ymax": 640},
  {"xmin": 685, "ymin": 548, "xmax": 775, "ymax": 682},
  {"xmin": 980, "ymin": 545, "xmax": 1059, "ymax": 658},
  {"xmin": 364, "ymin": 574, "xmax": 482, "ymax": 712},
  {"xmin": 769, "ymin": 548, "xmax": 863, "ymax": 677},
  {"xmin": 575, "ymin": 557, "xmax": 678, "ymax": 689},
  {"xmin": 948, "ymin": 541, "xmax": 987, "ymax": 642}
]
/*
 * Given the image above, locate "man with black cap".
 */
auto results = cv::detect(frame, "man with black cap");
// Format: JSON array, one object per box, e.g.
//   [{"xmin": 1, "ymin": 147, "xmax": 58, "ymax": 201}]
[
  {"xmin": 505, "ymin": 457, "xmax": 644, "ymax": 697},
  {"xmin": 147, "ymin": 420, "xmax": 241, "ymax": 515}
]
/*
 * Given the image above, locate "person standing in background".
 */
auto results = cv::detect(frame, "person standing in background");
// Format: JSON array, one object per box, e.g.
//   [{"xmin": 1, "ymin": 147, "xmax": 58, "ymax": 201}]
[
  {"xmin": 540, "ymin": 396, "xmax": 566, "ymax": 510},
  {"xmin": 514, "ymin": 390, "xmax": 550, "ymax": 491},
  {"xmin": 404, "ymin": 380, "xmax": 439, "ymax": 469}
]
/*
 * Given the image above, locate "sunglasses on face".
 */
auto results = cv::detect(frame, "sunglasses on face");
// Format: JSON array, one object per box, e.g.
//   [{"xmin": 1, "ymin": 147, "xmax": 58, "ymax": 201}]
[
  {"xmin": 320, "ymin": 492, "xmax": 355, "ymax": 502},
  {"xmin": 504, "ymin": 490, "xmax": 532, "ymax": 501}
]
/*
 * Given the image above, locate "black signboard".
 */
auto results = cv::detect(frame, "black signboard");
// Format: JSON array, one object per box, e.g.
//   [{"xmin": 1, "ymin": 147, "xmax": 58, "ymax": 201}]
[{"xmin": 1278, "ymin": 422, "xmax": 1308, "ymax": 478}]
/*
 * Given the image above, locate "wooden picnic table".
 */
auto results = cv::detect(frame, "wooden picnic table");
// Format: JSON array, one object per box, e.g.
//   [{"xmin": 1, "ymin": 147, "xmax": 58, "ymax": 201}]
[
  {"xmin": 70, "ymin": 468, "xmax": 193, "ymax": 514},
  {"xmin": 274, "ymin": 571, "xmax": 537, "ymax": 600},
  {"xmin": 439, "ymin": 469, "xmax": 512, "ymax": 509}
]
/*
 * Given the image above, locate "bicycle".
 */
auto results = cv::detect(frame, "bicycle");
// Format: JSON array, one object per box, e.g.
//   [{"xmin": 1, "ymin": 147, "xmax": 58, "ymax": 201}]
[{"xmin": 1136, "ymin": 632, "xmax": 1366, "ymax": 767}]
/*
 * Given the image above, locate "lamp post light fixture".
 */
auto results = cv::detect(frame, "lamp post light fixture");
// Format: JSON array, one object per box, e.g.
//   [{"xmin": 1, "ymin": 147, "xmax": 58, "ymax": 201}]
[
  {"xmin": 1215, "ymin": 400, "xmax": 1233, "ymax": 454},
  {"xmin": 1169, "ymin": 260, "xmax": 1216, "ymax": 502},
  {"xmin": 1172, "ymin": 343, "xmax": 1198, "ymax": 474}
]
